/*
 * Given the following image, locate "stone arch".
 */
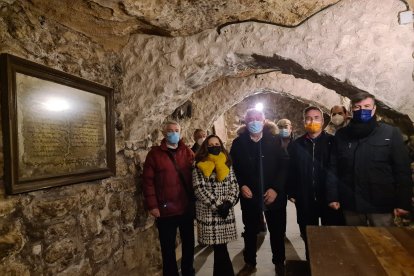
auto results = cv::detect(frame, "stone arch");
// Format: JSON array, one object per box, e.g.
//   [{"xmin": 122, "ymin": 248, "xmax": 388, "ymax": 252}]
[
  {"xmin": 179, "ymin": 71, "xmax": 346, "ymax": 139},
  {"xmin": 221, "ymin": 93, "xmax": 313, "ymax": 143},
  {"xmin": 121, "ymin": 0, "xmax": 414, "ymax": 141}
]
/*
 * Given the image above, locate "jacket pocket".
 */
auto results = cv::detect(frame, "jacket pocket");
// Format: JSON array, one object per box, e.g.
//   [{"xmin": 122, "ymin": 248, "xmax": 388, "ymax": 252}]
[{"xmin": 368, "ymin": 138, "xmax": 391, "ymax": 163}]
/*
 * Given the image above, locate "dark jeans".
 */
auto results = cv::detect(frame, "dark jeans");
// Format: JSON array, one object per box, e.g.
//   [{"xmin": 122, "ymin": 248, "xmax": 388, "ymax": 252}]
[
  {"xmin": 156, "ymin": 213, "xmax": 195, "ymax": 276},
  {"xmin": 299, "ymin": 199, "xmax": 345, "ymax": 259},
  {"xmin": 343, "ymin": 210, "xmax": 394, "ymax": 226},
  {"xmin": 213, "ymin": 244, "xmax": 234, "ymax": 276},
  {"xmin": 241, "ymin": 204, "xmax": 286, "ymax": 266}
]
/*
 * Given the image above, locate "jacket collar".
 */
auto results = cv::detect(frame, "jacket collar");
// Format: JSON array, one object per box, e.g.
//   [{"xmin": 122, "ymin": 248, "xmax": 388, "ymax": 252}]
[
  {"xmin": 306, "ymin": 132, "xmax": 323, "ymax": 141},
  {"xmin": 160, "ymin": 138, "xmax": 186, "ymax": 151},
  {"xmin": 299, "ymin": 131, "xmax": 328, "ymax": 144}
]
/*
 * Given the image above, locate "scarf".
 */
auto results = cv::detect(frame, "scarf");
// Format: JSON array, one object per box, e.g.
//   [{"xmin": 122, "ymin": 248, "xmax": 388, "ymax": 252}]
[
  {"xmin": 348, "ymin": 116, "xmax": 377, "ymax": 139},
  {"xmin": 196, "ymin": 152, "xmax": 230, "ymax": 182}
]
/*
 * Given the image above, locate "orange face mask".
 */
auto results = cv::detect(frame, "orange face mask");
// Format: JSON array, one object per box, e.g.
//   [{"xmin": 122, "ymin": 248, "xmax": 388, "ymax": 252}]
[{"xmin": 304, "ymin": 122, "xmax": 322, "ymax": 133}]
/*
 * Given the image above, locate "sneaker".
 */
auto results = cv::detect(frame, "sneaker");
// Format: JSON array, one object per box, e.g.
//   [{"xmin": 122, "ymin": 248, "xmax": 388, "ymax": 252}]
[{"xmin": 237, "ymin": 263, "xmax": 257, "ymax": 276}]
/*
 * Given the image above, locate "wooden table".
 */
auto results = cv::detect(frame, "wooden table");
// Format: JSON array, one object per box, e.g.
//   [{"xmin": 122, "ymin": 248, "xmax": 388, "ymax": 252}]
[{"xmin": 307, "ymin": 226, "xmax": 414, "ymax": 276}]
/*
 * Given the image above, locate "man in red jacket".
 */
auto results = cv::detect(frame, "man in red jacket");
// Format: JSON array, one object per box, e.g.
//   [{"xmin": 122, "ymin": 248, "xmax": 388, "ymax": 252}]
[{"xmin": 143, "ymin": 120, "xmax": 195, "ymax": 276}]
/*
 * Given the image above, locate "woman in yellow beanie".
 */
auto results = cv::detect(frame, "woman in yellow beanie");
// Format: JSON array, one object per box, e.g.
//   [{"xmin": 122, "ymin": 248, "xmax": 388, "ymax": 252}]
[{"xmin": 193, "ymin": 135, "xmax": 239, "ymax": 276}]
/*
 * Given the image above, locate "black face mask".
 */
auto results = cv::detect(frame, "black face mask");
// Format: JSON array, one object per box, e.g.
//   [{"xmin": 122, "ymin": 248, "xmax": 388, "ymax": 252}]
[{"xmin": 207, "ymin": 146, "xmax": 221, "ymax": 155}]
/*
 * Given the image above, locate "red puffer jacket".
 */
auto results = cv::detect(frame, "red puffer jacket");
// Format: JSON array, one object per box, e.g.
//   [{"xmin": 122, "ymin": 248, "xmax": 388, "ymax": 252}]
[{"xmin": 142, "ymin": 139, "xmax": 194, "ymax": 217}]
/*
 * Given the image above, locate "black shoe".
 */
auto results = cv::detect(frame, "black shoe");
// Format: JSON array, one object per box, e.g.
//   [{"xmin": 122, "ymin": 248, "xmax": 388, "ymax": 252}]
[{"xmin": 237, "ymin": 263, "xmax": 257, "ymax": 276}]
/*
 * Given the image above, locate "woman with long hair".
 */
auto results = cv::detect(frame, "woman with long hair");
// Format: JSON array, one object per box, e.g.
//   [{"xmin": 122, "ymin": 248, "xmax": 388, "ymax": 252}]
[{"xmin": 193, "ymin": 134, "xmax": 239, "ymax": 276}]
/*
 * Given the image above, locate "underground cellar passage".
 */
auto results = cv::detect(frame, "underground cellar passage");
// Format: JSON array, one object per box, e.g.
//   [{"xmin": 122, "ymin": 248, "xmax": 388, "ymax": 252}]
[{"xmin": 1, "ymin": 0, "xmax": 414, "ymax": 275}]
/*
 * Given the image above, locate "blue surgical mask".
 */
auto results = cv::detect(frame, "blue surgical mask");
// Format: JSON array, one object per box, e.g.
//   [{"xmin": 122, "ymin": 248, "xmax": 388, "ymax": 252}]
[
  {"xmin": 166, "ymin": 132, "xmax": 180, "ymax": 144},
  {"xmin": 353, "ymin": 109, "xmax": 373, "ymax": 123},
  {"xmin": 247, "ymin": 121, "xmax": 264, "ymax": 134},
  {"xmin": 280, "ymin": 128, "xmax": 290, "ymax": 138}
]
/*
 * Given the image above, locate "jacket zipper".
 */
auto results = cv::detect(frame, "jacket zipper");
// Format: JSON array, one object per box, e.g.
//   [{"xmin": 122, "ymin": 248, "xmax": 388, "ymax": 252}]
[
  {"xmin": 312, "ymin": 141, "xmax": 316, "ymax": 201},
  {"xmin": 351, "ymin": 141, "xmax": 360, "ymax": 210}
]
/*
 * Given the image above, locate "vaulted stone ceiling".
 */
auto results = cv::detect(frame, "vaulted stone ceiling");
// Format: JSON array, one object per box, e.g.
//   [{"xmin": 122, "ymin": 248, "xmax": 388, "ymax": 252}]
[
  {"xmin": 179, "ymin": 72, "xmax": 348, "ymax": 139},
  {"xmin": 121, "ymin": 0, "xmax": 414, "ymax": 141},
  {"xmin": 0, "ymin": 1, "xmax": 413, "ymax": 274},
  {"xmin": 24, "ymin": 0, "xmax": 340, "ymax": 50},
  {"xmin": 3, "ymin": 0, "xmax": 413, "ymax": 141}
]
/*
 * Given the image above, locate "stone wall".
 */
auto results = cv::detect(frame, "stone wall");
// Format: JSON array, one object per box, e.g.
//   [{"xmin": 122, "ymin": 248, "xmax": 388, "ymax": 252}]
[
  {"xmin": 121, "ymin": 0, "xmax": 414, "ymax": 143},
  {"xmin": 0, "ymin": 1, "xmax": 160, "ymax": 275},
  {"xmin": 1, "ymin": 0, "xmax": 413, "ymax": 274},
  {"xmin": 179, "ymin": 72, "xmax": 345, "ymax": 143}
]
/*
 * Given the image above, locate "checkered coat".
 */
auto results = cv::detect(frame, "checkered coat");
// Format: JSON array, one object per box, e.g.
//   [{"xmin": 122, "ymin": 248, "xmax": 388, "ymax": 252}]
[{"xmin": 193, "ymin": 166, "xmax": 239, "ymax": 245}]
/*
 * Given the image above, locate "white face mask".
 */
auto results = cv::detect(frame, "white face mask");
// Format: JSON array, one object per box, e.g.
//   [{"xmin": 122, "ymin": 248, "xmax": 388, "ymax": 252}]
[
  {"xmin": 331, "ymin": 114, "xmax": 345, "ymax": 126},
  {"xmin": 196, "ymin": 138, "xmax": 204, "ymax": 145}
]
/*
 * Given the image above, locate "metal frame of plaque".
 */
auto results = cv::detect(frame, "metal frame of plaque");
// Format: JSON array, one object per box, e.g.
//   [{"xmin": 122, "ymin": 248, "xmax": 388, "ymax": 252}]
[{"xmin": 0, "ymin": 54, "xmax": 116, "ymax": 194}]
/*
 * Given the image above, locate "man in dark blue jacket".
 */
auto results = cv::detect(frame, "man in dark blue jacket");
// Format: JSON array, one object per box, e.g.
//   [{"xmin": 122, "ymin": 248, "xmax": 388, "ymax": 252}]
[
  {"xmin": 230, "ymin": 108, "xmax": 288, "ymax": 276},
  {"xmin": 287, "ymin": 106, "xmax": 344, "ymax": 259},
  {"xmin": 327, "ymin": 93, "xmax": 413, "ymax": 226}
]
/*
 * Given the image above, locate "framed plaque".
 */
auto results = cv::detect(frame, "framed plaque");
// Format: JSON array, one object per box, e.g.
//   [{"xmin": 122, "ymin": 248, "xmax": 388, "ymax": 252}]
[{"xmin": 0, "ymin": 54, "xmax": 115, "ymax": 194}]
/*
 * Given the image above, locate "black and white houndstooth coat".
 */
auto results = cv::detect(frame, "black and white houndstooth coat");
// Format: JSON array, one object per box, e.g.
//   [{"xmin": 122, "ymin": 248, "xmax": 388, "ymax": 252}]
[{"xmin": 192, "ymin": 166, "xmax": 239, "ymax": 245}]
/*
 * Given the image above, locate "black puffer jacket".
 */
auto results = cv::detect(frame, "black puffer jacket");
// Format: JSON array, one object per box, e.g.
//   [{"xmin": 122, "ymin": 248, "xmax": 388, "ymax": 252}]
[
  {"xmin": 287, "ymin": 131, "xmax": 333, "ymax": 225},
  {"xmin": 230, "ymin": 122, "xmax": 289, "ymax": 210},
  {"xmin": 326, "ymin": 122, "xmax": 413, "ymax": 213}
]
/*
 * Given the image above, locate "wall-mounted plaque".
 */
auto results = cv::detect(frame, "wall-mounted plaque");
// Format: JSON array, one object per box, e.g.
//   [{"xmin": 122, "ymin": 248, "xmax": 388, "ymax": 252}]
[{"xmin": 0, "ymin": 54, "xmax": 115, "ymax": 194}]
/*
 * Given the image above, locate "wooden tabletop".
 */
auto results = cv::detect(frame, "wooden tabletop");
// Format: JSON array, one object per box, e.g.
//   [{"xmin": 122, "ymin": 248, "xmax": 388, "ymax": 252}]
[{"xmin": 307, "ymin": 226, "xmax": 414, "ymax": 276}]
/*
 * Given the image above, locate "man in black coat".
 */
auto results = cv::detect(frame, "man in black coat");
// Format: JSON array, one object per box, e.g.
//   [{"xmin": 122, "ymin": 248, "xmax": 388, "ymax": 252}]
[
  {"xmin": 287, "ymin": 106, "xmax": 344, "ymax": 259},
  {"xmin": 327, "ymin": 93, "xmax": 413, "ymax": 226},
  {"xmin": 230, "ymin": 108, "xmax": 288, "ymax": 276}
]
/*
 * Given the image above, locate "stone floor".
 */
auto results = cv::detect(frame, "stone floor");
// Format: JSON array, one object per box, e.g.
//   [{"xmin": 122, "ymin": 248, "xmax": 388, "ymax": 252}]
[{"xmin": 185, "ymin": 201, "xmax": 307, "ymax": 275}]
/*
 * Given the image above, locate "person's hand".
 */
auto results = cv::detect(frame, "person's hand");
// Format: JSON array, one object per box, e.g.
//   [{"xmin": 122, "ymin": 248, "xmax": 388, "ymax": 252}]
[
  {"xmin": 394, "ymin": 208, "xmax": 409, "ymax": 217},
  {"xmin": 288, "ymin": 197, "xmax": 296, "ymax": 203},
  {"xmin": 217, "ymin": 201, "xmax": 232, "ymax": 219},
  {"xmin": 329, "ymin": 202, "xmax": 340, "ymax": 210},
  {"xmin": 264, "ymin": 188, "xmax": 277, "ymax": 205},
  {"xmin": 149, "ymin": 208, "xmax": 160, "ymax": 218},
  {"xmin": 241, "ymin": 185, "xmax": 253, "ymax": 199}
]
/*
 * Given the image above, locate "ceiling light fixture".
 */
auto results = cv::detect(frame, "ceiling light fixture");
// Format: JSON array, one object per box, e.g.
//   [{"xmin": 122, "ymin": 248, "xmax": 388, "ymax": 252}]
[{"xmin": 255, "ymin": 102, "xmax": 264, "ymax": 112}]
